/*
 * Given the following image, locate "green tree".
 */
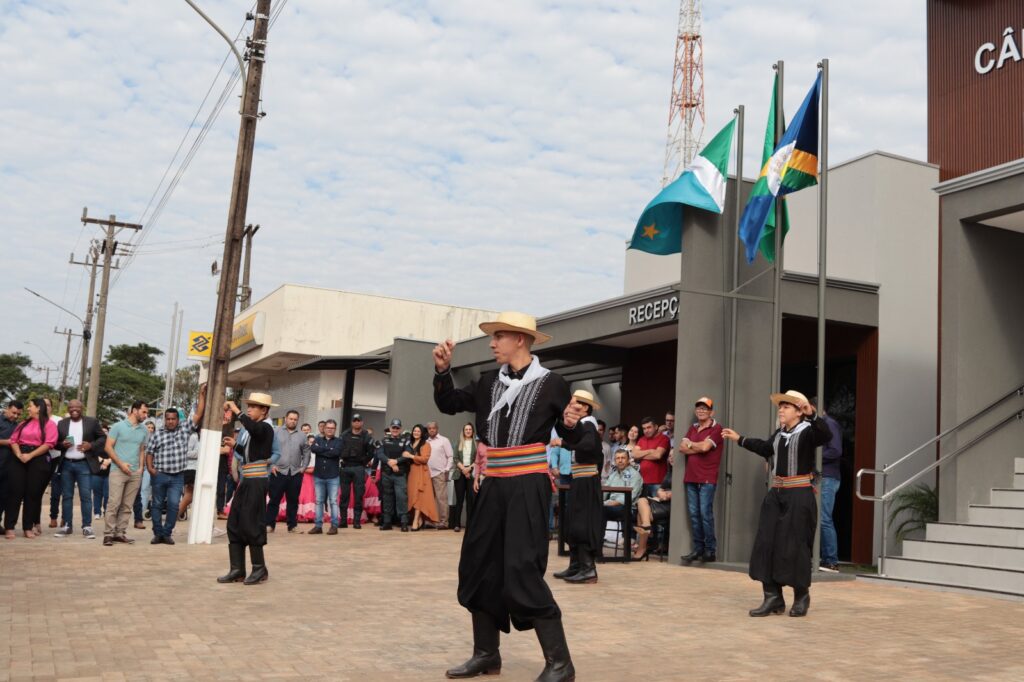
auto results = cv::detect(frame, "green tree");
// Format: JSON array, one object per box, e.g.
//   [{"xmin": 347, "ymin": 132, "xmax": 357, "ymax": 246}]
[
  {"xmin": 106, "ymin": 343, "xmax": 163, "ymax": 374},
  {"xmin": 18, "ymin": 382, "xmax": 60, "ymax": 406},
  {"xmin": 172, "ymin": 364, "xmax": 200, "ymax": 408},
  {"xmin": 94, "ymin": 344, "xmax": 165, "ymax": 424},
  {"xmin": 0, "ymin": 352, "xmax": 32, "ymax": 400}
]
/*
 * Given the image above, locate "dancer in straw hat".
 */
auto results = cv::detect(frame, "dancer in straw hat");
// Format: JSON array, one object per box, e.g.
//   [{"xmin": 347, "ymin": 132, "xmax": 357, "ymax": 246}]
[
  {"xmin": 433, "ymin": 311, "xmax": 585, "ymax": 682},
  {"xmin": 217, "ymin": 392, "xmax": 279, "ymax": 586},
  {"xmin": 721, "ymin": 390, "xmax": 832, "ymax": 617},
  {"xmin": 551, "ymin": 389, "xmax": 605, "ymax": 585}
]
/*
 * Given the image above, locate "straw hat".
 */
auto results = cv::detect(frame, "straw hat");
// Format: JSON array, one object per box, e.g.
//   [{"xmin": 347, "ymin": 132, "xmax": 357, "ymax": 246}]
[
  {"xmin": 243, "ymin": 391, "xmax": 279, "ymax": 408},
  {"xmin": 769, "ymin": 390, "xmax": 809, "ymax": 408},
  {"xmin": 479, "ymin": 311, "xmax": 551, "ymax": 345},
  {"xmin": 571, "ymin": 389, "xmax": 602, "ymax": 411}
]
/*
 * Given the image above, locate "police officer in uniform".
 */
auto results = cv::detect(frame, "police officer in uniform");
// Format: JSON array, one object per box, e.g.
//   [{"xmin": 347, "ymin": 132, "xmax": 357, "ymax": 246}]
[{"xmin": 377, "ymin": 418, "xmax": 411, "ymax": 532}]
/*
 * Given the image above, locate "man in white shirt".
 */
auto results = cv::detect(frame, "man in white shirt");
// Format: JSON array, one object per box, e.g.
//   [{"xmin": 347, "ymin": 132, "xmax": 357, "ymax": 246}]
[{"xmin": 426, "ymin": 421, "xmax": 453, "ymax": 529}]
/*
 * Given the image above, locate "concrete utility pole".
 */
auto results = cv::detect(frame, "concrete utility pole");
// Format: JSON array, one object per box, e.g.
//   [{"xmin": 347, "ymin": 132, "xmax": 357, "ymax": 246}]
[
  {"xmin": 239, "ymin": 223, "xmax": 260, "ymax": 310},
  {"xmin": 53, "ymin": 327, "xmax": 80, "ymax": 403},
  {"xmin": 163, "ymin": 302, "xmax": 180, "ymax": 408},
  {"xmin": 81, "ymin": 209, "xmax": 142, "ymax": 417},
  {"xmin": 191, "ymin": 0, "xmax": 272, "ymax": 545},
  {"xmin": 70, "ymin": 244, "xmax": 101, "ymax": 401}
]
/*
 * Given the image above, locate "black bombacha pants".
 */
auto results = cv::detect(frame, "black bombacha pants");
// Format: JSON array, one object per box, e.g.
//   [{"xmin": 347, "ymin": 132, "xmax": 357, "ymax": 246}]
[
  {"xmin": 748, "ymin": 486, "xmax": 817, "ymax": 590},
  {"xmin": 457, "ymin": 473, "xmax": 560, "ymax": 633},
  {"xmin": 566, "ymin": 476, "xmax": 604, "ymax": 555},
  {"xmin": 227, "ymin": 477, "xmax": 269, "ymax": 547}
]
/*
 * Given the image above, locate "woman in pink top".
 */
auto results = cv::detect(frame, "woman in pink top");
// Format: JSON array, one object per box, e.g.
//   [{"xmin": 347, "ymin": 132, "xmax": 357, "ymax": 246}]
[{"xmin": 5, "ymin": 398, "xmax": 58, "ymax": 538}]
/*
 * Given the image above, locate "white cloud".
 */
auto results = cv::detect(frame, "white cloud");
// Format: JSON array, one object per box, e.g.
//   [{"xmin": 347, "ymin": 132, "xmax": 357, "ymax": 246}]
[{"xmin": 0, "ymin": 0, "xmax": 926, "ymax": 379}]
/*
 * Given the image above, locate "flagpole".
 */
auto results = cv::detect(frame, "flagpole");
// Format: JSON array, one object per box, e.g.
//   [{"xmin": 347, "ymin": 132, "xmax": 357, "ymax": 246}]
[
  {"xmin": 770, "ymin": 60, "xmax": 785, "ymax": 429},
  {"xmin": 723, "ymin": 104, "xmax": 744, "ymax": 563},
  {"xmin": 813, "ymin": 58, "xmax": 830, "ymax": 571}
]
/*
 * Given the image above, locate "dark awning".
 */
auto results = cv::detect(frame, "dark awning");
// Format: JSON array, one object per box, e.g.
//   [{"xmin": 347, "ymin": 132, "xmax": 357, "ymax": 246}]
[{"xmin": 289, "ymin": 354, "xmax": 390, "ymax": 372}]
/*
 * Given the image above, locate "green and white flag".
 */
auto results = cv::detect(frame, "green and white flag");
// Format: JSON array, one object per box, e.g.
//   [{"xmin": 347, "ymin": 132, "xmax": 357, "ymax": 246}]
[{"xmin": 629, "ymin": 119, "xmax": 736, "ymax": 255}]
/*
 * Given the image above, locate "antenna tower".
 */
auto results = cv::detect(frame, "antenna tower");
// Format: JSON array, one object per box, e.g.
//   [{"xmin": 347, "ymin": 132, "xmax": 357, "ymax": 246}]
[{"xmin": 661, "ymin": 0, "xmax": 705, "ymax": 186}]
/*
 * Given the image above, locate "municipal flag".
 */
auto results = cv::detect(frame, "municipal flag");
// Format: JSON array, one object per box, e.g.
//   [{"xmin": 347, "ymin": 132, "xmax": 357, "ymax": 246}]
[
  {"xmin": 628, "ymin": 118, "xmax": 736, "ymax": 255},
  {"xmin": 758, "ymin": 74, "xmax": 791, "ymax": 263},
  {"xmin": 738, "ymin": 73, "xmax": 821, "ymax": 263}
]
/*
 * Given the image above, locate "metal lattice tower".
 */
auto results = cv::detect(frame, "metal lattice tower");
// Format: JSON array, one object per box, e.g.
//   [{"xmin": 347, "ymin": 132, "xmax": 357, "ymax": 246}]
[{"xmin": 661, "ymin": 0, "xmax": 705, "ymax": 186}]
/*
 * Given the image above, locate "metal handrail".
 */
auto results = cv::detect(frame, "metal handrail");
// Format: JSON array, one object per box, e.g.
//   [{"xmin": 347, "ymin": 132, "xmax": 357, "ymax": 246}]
[{"xmin": 855, "ymin": 383, "xmax": 1023, "ymax": 575}]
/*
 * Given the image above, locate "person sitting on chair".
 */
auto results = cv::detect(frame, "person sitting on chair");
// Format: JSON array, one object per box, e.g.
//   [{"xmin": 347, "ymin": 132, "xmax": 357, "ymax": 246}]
[{"xmin": 633, "ymin": 469, "xmax": 672, "ymax": 559}]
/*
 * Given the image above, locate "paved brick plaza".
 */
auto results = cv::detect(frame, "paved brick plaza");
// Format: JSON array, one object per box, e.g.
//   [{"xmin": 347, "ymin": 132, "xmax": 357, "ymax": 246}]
[{"xmin": 2, "ymin": 517, "xmax": 1022, "ymax": 681}]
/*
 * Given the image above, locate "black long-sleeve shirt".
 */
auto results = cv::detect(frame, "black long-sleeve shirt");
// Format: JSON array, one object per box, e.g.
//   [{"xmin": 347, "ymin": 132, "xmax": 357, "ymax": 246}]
[
  {"xmin": 433, "ymin": 367, "xmax": 570, "ymax": 449},
  {"xmin": 234, "ymin": 414, "xmax": 275, "ymax": 463},
  {"xmin": 311, "ymin": 436, "xmax": 342, "ymax": 479},
  {"xmin": 558, "ymin": 419, "xmax": 602, "ymax": 466},
  {"xmin": 738, "ymin": 416, "xmax": 833, "ymax": 477}
]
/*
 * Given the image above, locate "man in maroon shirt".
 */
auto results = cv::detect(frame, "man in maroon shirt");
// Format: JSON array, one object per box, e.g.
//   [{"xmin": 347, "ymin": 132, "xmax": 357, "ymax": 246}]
[
  {"xmin": 679, "ymin": 397, "xmax": 724, "ymax": 563},
  {"xmin": 633, "ymin": 417, "xmax": 670, "ymax": 497}
]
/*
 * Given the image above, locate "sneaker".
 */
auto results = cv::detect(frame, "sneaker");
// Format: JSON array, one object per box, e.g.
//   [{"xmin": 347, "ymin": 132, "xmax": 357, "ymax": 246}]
[
  {"xmin": 819, "ymin": 563, "xmax": 840, "ymax": 573},
  {"xmin": 55, "ymin": 526, "xmax": 73, "ymax": 538},
  {"xmin": 308, "ymin": 526, "xmax": 323, "ymax": 535},
  {"xmin": 94, "ymin": 513, "xmax": 102, "ymax": 521},
  {"xmin": 212, "ymin": 527, "xmax": 227, "ymax": 537},
  {"xmin": 82, "ymin": 527, "xmax": 96, "ymax": 540}
]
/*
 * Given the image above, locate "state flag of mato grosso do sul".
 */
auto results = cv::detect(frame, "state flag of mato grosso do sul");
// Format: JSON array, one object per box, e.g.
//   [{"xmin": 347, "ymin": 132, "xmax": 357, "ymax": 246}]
[
  {"xmin": 628, "ymin": 118, "xmax": 736, "ymax": 256},
  {"xmin": 739, "ymin": 72, "xmax": 821, "ymax": 263}
]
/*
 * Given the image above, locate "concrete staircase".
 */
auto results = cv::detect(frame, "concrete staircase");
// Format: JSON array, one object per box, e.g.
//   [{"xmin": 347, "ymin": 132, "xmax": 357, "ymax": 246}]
[{"xmin": 863, "ymin": 457, "xmax": 1024, "ymax": 599}]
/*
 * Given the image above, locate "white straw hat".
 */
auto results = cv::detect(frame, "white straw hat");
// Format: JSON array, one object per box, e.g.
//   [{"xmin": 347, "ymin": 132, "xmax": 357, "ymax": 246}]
[{"xmin": 479, "ymin": 311, "xmax": 551, "ymax": 345}]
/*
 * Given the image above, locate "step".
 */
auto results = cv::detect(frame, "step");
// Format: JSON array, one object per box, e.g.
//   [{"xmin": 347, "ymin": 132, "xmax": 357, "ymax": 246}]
[
  {"xmin": 990, "ymin": 488, "xmax": 1024, "ymax": 507},
  {"xmin": 857, "ymin": 574, "xmax": 1024, "ymax": 602},
  {"xmin": 883, "ymin": 556, "xmax": 1024, "ymax": 594},
  {"xmin": 1014, "ymin": 473, "xmax": 1024, "ymax": 490},
  {"xmin": 926, "ymin": 522, "xmax": 1024, "ymax": 547},
  {"xmin": 901, "ymin": 539, "xmax": 1024, "ymax": 570},
  {"xmin": 968, "ymin": 504, "xmax": 1024, "ymax": 527}
]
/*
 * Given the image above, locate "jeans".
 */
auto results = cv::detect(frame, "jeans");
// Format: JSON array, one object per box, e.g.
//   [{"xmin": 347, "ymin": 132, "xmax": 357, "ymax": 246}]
[
  {"xmin": 91, "ymin": 474, "xmax": 109, "ymax": 517},
  {"xmin": 820, "ymin": 476, "xmax": 841, "ymax": 565},
  {"xmin": 643, "ymin": 482, "xmax": 662, "ymax": 498},
  {"xmin": 60, "ymin": 459, "xmax": 93, "ymax": 530},
  {"xmin": 150, "ymin": 471, "xmax": 184, "ymax": 538},
  {"xmin": 684, "ymin": 482, "xmax": 717, "ymax": 554},
  {"xmin": 133, "ymin": 468, "xmax": 152, "ymax": 522},
  {"xmin": 339, "ymin": 465, "xmax": 365, "ymax": 521},
  {"xmin": 314, "ymin": 476, "xmax": 340, "ymax": 528},
  {"xmin": 379, "ymin": 470, "xmax": 409, "ymax": 526},
  {"xmin": 265, "ymin": 471, "xmax": 304, "ymax": 529}
]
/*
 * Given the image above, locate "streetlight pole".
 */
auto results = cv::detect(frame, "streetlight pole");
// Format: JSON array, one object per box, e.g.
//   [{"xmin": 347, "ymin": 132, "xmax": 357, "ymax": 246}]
[{"xmin": 187, "ymin": 0, "xmax": 272, "ymax": 545}]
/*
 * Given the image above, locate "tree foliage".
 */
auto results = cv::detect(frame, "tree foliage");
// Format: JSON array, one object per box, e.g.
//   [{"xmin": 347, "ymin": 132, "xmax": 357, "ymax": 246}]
[
  {"xmin": 106, "ymin": 343, "xmax": 163, "ymax": 374},
  {"xmin": 172, "ymin": 364, "xmax": 200, "ymax": 409},
  {"xmin": 0, "ymin": 352, "xmax": 32, "ymax": 401}
]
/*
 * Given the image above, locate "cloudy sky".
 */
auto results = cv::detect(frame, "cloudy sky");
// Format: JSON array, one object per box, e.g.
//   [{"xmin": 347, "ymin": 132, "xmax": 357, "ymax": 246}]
[{"xmin": 1, "ymin": 0, "xmax": 927, "ymax": 381}]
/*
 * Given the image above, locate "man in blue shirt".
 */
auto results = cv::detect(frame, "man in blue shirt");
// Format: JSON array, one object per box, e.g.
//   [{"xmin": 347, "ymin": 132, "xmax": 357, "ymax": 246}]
[
  {"xmin": 102, "ymin": 401, "xmax": 150, "ymax": 546},
  {"xmin": 814, "ymin": 398, "xmax": 843, "ymax": 572}
]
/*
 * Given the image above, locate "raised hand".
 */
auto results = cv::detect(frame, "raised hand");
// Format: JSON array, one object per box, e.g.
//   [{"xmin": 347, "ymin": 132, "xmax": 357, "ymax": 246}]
[{"xmin": 433, "ymin": 339, "xmax": 456, "ymax": 372}]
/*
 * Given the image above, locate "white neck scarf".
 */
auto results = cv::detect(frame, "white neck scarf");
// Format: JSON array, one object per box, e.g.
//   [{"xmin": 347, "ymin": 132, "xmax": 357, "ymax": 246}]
[{"xmin": 488, "ymin": 355, "xmax": 550, "ymax": 421}]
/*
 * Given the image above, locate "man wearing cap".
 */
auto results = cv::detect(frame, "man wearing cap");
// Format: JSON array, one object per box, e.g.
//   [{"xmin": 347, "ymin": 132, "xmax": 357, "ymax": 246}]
[
  {"xmin": 433, "ymin": 311, "xmax": 584, "ymax": 682},
  {"xmin": 217, "ymin": 393, "xmax": 280, "ymax": 586},
  {"xmin": 678, "ymin": 397, "xmax": 724, "ymax": 564},
  {"xmin": 722, "ymin": 390, "xmax": 832, "ymax": 618},
  {"xmin": 377, "ymin": 418, "xmax": 411, "ymax": 531},
  {"xmin": 552, "ymin": 389, "xmax": 606, "ymax": 585},
  {"xmin": 337, "ymin": 413, "xmax": 375, "ymax": 529}
]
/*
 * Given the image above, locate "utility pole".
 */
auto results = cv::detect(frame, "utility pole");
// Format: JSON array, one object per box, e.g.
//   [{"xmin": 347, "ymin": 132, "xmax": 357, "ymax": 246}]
[
  {"xmin": 163, "ymin": 303, "xmax": 180, "ymax": 408},
  {"xmin": 81, "ymin": 209, "xmax": 142, "ymax": 417},
  {"xmin": 239, "ymin": 223, "xmax": 260, "ymax": 310},
  {"xmin": 53, "ymin": 327, "xmax": 79, "ymax": 403},
  {"xmin": 70, "ymin": 244, "xmax": 101, "ymax": 401},
  {"xmin": 191, "ymin": 0, "xmax": 271, "ymax": 546}
]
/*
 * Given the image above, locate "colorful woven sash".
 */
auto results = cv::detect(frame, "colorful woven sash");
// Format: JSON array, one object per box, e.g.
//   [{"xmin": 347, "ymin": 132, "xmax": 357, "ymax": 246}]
[
  {"xmin": 772, "ymin": 473, "xmax": 813, "ymax": 489},
  {"xmin": 241, "ymin": 461, "xmax": 270, "ymax": 479},
  {"xmin": 485, "ymin": 443, "xmax": 548, "ymax": 478},
  {"xmin": 571, "ymin": 463, "xmax": 599, "ymax": 479}
]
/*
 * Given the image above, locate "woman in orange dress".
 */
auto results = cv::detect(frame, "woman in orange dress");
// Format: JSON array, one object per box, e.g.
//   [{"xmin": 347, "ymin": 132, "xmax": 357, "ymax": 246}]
[{"xmin": 405, "ymin": 424, "xmax": 437, "ymax": 531}]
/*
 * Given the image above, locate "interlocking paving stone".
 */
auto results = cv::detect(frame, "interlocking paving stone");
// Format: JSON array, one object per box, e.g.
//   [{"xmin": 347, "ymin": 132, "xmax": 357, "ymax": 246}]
[{"xmin": 3, "ymin": 511, "xmax": 1023, "ymax": 680}]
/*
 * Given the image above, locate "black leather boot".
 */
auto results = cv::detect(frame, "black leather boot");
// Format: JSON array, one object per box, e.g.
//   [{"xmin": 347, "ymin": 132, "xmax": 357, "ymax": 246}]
[
  {"xmin": 748, "ymin": 583, "xmax": 786, "ymax": 617},
  {"xmin": 217, "ymin": 543, "xmax": 246, "ymax": 583},
  {"xmin": 445, "ymin": 612, "xmax": 501, "ymax": 678},
  {"xmin": 681, "ymin": 549, "xmax": 702, "ymax": 564},
  {"xmin": 533, "ymin": 616, "xmax": 575, "ymax": 682},
  {"xmin": 789, "ymin": 588, "xmax": 810, "ymax": 617},
  {"xmin": 244, "ymin": 545, "xmax": 269, "ymax": 585},
  {"xmin": 563, "ymin": 550, "xmax": 597, "ymax": 584},
  {"xmin": 552, "ymin": 546, "xmax": 580, "ymax": 580}
]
